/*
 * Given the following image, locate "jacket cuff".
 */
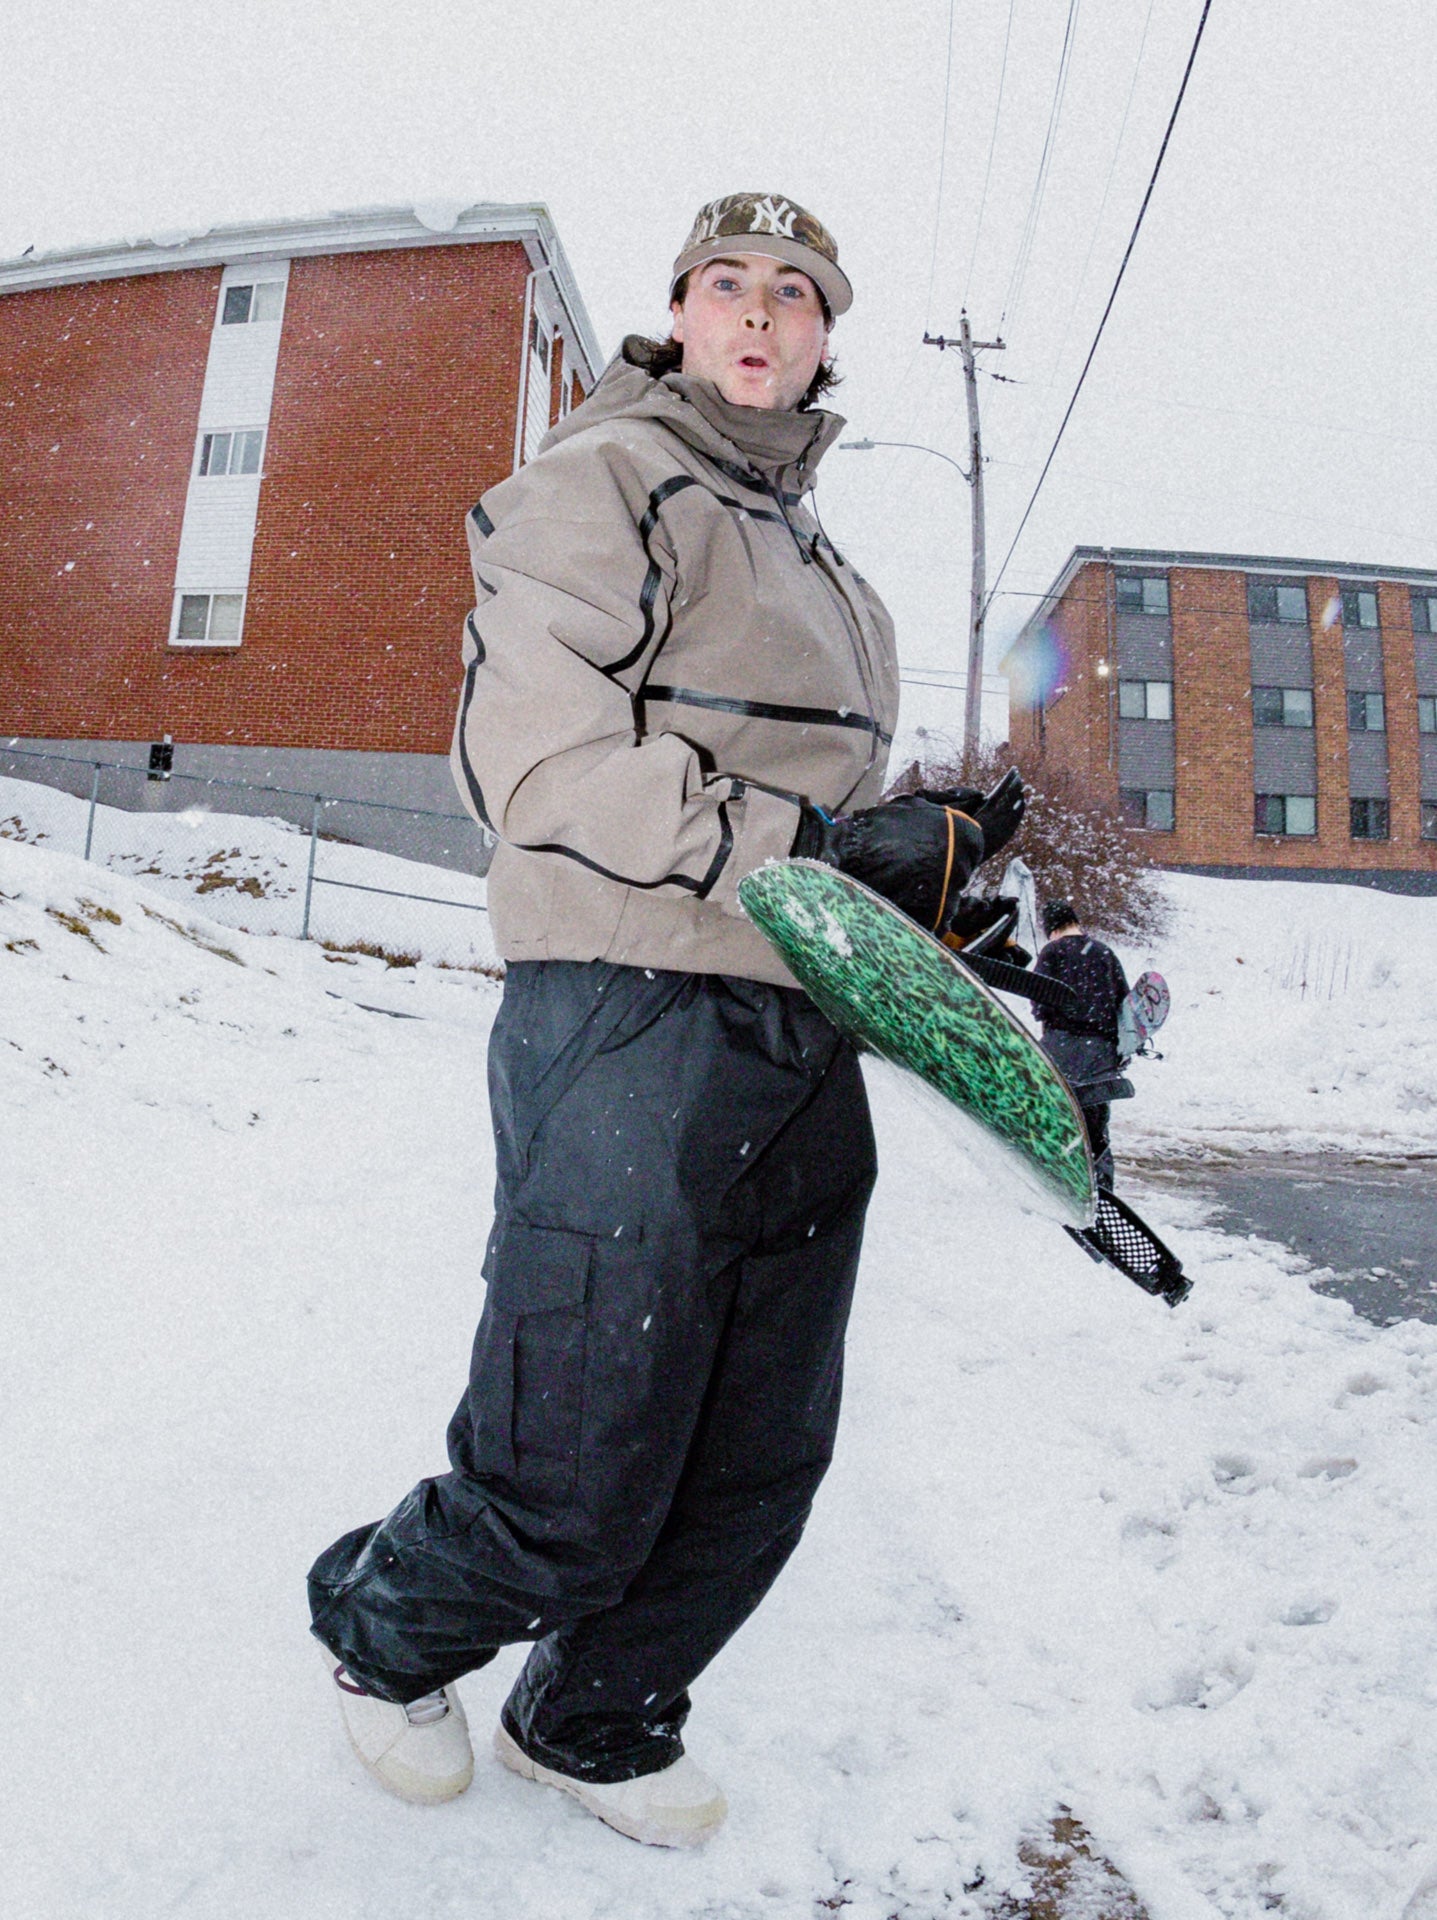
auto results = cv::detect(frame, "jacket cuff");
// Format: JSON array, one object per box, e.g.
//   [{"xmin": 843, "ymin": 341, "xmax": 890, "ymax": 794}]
[{"xmin": 711, "ymin": 782, "xmax": 804, "ymax": 912}]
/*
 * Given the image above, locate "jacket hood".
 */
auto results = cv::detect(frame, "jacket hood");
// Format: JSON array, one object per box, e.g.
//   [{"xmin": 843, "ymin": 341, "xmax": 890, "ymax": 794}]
[{"xmin": 538, "ymin": 338, "xmax": 845, "ymax": 496}]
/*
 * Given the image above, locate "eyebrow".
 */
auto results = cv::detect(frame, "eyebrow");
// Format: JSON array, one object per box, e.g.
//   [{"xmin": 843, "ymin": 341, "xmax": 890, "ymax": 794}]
[{"xmin": 703, "ymin": 256, "xmax": 811, "ymax": 281}]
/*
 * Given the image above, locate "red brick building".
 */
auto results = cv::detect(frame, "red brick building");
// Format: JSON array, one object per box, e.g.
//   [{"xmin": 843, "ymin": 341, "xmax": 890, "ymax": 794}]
[
  {"xmin": 0, "ymin": 204, "xmax": 603, "ymax": 849},
  {"xmin": 1001, "ymin": 546, "xmax": 1437, "ymax": 891}
]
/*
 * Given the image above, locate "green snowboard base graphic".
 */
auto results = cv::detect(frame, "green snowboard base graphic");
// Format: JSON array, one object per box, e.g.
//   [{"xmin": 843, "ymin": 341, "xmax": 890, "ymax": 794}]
[{"xmin": 739, "ymin": 859, "xmax": 1096, "ymax": 1228}]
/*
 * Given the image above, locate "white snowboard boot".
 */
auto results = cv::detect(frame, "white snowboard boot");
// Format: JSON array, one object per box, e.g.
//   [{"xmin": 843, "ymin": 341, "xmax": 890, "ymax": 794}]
[
  {"xmin": 493, "ymin": 1721, "xmax": 726, "ymax": 1847},
  {"xmin": 320, "ymin": 1645, "xmax": 474, "ymax": 1803}
]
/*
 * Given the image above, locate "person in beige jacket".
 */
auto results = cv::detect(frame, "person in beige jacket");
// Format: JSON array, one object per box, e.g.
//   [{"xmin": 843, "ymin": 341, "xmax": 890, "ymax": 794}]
[{"xmin": 308, "ymin": 193, "xmax": 1022, "ymax": 1848}]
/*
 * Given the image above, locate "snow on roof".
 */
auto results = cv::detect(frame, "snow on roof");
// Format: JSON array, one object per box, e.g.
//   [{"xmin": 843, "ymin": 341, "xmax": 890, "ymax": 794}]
[{"xmin": 0, "ymin": 201, "xmax": 604, "ymax": 383}]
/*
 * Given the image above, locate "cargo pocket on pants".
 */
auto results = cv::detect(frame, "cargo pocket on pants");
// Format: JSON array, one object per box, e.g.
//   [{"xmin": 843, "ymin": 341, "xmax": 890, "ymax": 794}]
[{"xmin": 480, "ymin": 1220, "xmax": 592, "ymax": 1497}]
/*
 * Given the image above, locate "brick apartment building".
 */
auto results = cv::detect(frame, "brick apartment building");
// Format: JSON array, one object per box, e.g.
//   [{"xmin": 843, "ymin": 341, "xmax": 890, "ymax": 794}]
[
  {"xmin": 1001, "ymin": 546, "xmax": 1437, "ymax": 891},
  {"xmin": 0, "ymin": 203, "xmax": 603, "ymax": 856}
]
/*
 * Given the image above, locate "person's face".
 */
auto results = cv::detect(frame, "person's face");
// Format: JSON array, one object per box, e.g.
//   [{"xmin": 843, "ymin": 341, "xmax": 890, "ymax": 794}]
[{"xmin": 670, "ymin": 253, "xmax": 830, "ymax": 411}]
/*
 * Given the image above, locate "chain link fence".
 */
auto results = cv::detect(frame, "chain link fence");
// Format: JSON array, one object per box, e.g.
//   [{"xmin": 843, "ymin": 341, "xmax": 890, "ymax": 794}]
[{"xmin": 0, "ymin": 747, "xmax": 499, "ymax": 972}]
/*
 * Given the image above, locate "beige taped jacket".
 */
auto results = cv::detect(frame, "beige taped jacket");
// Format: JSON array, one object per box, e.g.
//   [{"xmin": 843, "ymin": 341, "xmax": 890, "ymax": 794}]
[{"xmin": 451, "ymin": 347, "xmax": 900, "ymax": 985}]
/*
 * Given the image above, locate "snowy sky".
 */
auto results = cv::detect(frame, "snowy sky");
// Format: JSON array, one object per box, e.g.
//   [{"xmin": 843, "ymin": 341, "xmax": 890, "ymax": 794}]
[{"xmin": 5, "ymin": 0, "xmax": 1435, "ymax": 680}]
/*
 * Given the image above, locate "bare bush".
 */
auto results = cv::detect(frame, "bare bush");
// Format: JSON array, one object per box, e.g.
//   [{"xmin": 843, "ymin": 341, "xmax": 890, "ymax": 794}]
[{"xmin": 887, "ymin": 739, "xmax": 1172, "ymax": 945}]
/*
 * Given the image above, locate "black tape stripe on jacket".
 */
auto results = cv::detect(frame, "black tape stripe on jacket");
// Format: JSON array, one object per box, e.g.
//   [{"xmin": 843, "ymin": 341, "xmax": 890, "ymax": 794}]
[
  {"xmin": 704, "ymin": 450, "xmax": 806, "ymax": 509},
  {"xmin": 640, "ymin": 684, "xmax": 893, "ymax": 746},
  {"xmin": 458, "ymin": 612, "xmax": 733, "ymax": 896},
  {"xmin": 455, "ymin": 614, "xmax": 494, "ymax": 830},
  {"xmin": 504, "ymin": 833, "xmax": 728, "ymax": 898},
  {"xmin": 609, "ymin": 477, "xmax": 800, "ymax": 681},
  {"xmin": 608, "ymin": 475, "xmax": 702, "ymax": 676}
]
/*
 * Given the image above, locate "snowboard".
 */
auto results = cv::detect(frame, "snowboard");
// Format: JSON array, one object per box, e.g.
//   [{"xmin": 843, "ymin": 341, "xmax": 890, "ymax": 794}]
[
  {"xmin": 738, "ymin": 859, "xmax": 1096, "ymax": 1228},
  {"xmin": 1117, "ymin": 970, "xmax": 1170, "ymax": 1060}
]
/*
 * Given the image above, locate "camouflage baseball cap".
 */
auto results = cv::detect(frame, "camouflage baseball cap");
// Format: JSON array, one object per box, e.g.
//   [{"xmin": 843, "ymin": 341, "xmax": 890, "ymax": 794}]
[{"xmin": 670, "ymin": 192, "xmax": 851, "ymax": 317}]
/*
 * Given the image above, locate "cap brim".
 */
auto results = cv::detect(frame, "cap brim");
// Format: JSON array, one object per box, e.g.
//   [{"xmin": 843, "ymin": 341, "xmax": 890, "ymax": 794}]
[{"xmin": 669, "ymin": 234, "xmax": 851, "ymax": 318}]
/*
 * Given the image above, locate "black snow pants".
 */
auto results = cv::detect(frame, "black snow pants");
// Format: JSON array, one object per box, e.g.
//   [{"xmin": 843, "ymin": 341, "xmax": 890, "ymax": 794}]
[{"xmin": 308, "ymin": 959, "xmax": 877, "ymax": 1783}]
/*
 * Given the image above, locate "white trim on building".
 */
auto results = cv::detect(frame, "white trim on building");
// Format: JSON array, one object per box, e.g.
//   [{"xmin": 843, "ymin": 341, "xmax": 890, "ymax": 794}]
[
  {"xmin": 169, "ymin": 261, "xmax": 291, "ymax": 646},
  {"xmin": 0, "ymin": 203, "xmax": 604, "ymax": 392}
]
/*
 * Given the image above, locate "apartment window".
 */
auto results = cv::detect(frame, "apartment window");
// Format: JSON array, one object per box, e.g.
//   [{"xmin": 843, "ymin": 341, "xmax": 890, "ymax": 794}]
[
  {"xmin": 1255, "ymin": 793, "xmax": 1316, "ymax": 837},
  {"xmin": 1115, "ymin": 573, "xmax": 1169, "ymax": 616},
  {"xmin": 198, "ymin": 429, "xmax": 264, "ymax": 477},
  {"xmin": 1252, "ymin": 686, "xmax": 1314, "ymax": 728},
  {"xmin": 1411, "ymin": 592, "xmax": 1437, "ymax": 633},
  {"xmin": 1350, "ymin": 797, "xmax": 1390, "ymax": 840},
  {"xmin": 1347, "ymin": 690, "xmax": 1386, "ymax": 731},
  {"xmin": 221, "ymin": 281, "xmax": 284, "ymax": 326},
  {"xmin": 1419, "ymin": 697, "xmax": 1437, "ymax": 734},
  {"xmin": 172, "ymin": 591, "xmax": 244, "ymax": 646},
  {"xmin": 1248, "ymin": 579, "xmax": 1308, "ymax": 625},
  {"xmin": 1341, "ymin": 587, "xmax": 1379, "ymax": 629},
  {"xmin": 1422, "ymin": 801, "xmax": 1437, "ymax": 841},
  {"xmin": 1117, "ymin": 679, "xmax": 1173, "ymax": 720},
  {"xmin": 1120, "ymin": 788, "xmax": 1175, "ymax": 831}
]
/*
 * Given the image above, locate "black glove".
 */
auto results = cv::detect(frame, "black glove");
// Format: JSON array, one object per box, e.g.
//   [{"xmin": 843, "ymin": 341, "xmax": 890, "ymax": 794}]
[
  {"xmin": 942, "ymin": 892, "xmax": 1032, "ymax": 966},
  {"xmin": 912, "ymin": 783, "xmax": 985, "ymax": 816},
  {"xmin": 968, "ymin": 767, "xmax": 1025, "ymax": 862},
  {"xmin": 794, "ymin": 795, "xmax": 984, "ymax": 932}
]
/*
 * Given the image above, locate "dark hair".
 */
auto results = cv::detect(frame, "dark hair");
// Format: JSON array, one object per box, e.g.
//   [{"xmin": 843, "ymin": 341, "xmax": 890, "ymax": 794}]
[
  {"xmin": 1042, "ymin": 899, "xmax": 1080, "ymax": 937},
  {"xmin": 626, "ymin": 268, "xmax": 841, "ymax": 410}
]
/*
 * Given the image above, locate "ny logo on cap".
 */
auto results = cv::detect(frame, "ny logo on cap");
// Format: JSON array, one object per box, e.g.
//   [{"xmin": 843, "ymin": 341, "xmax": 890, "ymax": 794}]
[{"xmin": 682, "ymin": 193, "xmax": 839, "ymax": 265}]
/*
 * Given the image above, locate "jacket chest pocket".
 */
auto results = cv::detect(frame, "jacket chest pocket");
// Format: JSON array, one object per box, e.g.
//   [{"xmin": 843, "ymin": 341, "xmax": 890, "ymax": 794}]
[{"xmin": 473, "ymin": 1220, "xmax": 592, "ymax": 1494}]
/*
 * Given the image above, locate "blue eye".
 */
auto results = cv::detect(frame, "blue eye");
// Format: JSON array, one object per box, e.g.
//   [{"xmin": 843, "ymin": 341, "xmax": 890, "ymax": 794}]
[{"xmin": 712, "ymin": 276, "xmax": 739, "ymax": 292}]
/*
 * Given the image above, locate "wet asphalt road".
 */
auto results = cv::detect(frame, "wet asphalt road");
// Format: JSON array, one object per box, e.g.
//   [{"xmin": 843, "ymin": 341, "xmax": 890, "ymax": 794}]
[{"xmin": 1132, "ymin": 1154, "xmax": 1437, "ymax": 1327}]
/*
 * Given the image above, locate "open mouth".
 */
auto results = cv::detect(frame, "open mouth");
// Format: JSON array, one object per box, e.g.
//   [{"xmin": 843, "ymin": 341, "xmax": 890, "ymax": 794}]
[{"xmin": 738, "ymin": 354, "xmax": 770, "ymax": 370}]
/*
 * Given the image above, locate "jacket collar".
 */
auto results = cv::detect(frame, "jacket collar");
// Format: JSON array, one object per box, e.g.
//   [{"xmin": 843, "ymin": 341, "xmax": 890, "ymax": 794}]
[
  {"xmin": 541, "ymin": 340, "xmax": 844, "ymax": 496},
  {"xmin": 659, "ymin": 372, "xmax": 843, "ymax": 491}
]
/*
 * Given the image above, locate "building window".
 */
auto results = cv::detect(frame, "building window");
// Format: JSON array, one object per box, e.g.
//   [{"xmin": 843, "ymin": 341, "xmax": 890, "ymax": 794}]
[
  {"xmin": 1117, "ymin": 679, "xmax": 1173, "ymax": 720},
  {"xmin": 198, "ymin": 429, "xmax": 264, "ymax": 476},
  {"xmin": 1419, "ymin": 697, "xmax": 1437, "ymax": 734},
  {"xmin": 1341, "ymin": 587, "xmax": 1380, "ymax": 629},
  {"xmin": 1255, "ymin": 793, "xmax": 1316, "ymax": 837},
  {"xmin": 529, "ymin": 308, "xmax": 551, "ymax": 373},
  {"xmin": 220, "ymin": 281, "xmax": 284, "ymax": 327},
  {"xmin": 1412, "ymin": 592, "xmax": 1437, "ymax": 633},
  {"xmin": 1347, "ymin": 690, "xmax": 1386, "ymax": 731},
  {"xmin": 1422, "ymin": 801, "xmax": 1437, "ymax": 840},
  {"xmin": 1120, "ymin": 788, "xmax": 1175, "ymax": 831},
  {"xmin": 172, "ymin": 591, "xmax": 244, "ymax": 646},
  {"xmin": 1248, "ymin": 579, "xmax": 1308, "ymax": 625},
  {"xmin": 1252, "ymin": 686, "xmax": 1314, "ymax": 727},
  {"xmin": 1115, "ymin": 573, "xmax": 1169, "ymax": 616},
  {"xmin": 1350, "ymin": 797, "xmax": 1390, "ymax": 840}
]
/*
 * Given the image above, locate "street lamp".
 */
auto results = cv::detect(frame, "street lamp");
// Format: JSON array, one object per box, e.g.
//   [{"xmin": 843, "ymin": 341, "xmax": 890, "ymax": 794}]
[{"xmin": 837, "ymin": 436, "xmax": 985, "ymax": 765}]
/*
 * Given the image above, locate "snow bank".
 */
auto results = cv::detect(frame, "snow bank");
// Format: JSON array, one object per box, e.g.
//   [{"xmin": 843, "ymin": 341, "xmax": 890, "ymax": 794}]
[
  {"xmin": 1112, "ymin": 872, "xmax": 1437, "ymax": 1159},
  {"xmin": 6, "ymin": 836, "xmax": 1437, "ymax": 1917},
  {"xmin": 0, "ymin": 772, "xmax": 498, "ymax": 970}
]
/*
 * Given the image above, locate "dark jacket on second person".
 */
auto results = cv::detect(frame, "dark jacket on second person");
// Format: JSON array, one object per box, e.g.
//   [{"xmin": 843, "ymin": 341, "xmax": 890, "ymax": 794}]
[{"xmin": 1033, "ymin": 931, "xmax": 1132, "ymax": 1107}]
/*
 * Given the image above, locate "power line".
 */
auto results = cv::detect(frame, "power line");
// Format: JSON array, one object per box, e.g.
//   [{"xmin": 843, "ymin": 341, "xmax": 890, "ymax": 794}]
[
  {"xmin": 924, "ymin": 0, "xmax": 959, "ymax": 328},
  {"xmin": 984, "ymin": 0, "xmax": 1216, "ymax": 618},
  {"xmin": 999, "ymin": 0, "xmax": 1083, "ymax": 334},
  {"xmin": 959, "ymin": 0, "xmax": 1016, "ymax": 316},
  {"xmin": 1040, "ymin": 0, "xmax": 1157, "ymax": 392}
]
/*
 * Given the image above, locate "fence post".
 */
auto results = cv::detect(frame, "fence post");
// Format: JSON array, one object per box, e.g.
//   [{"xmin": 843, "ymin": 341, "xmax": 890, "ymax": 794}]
[
  {"xmin": 83, "ymin": 762, "xmax": 102, "ymax": 863},
  {"xmin": 301, "ymin": 795, "xmax": 322, "ymax": 940}
]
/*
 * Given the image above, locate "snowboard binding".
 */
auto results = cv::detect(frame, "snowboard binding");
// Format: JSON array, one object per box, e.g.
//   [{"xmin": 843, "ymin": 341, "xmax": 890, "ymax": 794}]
[{"xmin": 1065, "ymin": 1187, "xmax": 1192, "ymax": 1307}]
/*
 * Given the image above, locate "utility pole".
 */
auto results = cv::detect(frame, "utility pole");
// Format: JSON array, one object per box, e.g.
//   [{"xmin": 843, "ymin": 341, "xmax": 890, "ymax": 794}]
[{"xmin": 924, "ymin": 316, "xmax": 1004, "ymax": 768}]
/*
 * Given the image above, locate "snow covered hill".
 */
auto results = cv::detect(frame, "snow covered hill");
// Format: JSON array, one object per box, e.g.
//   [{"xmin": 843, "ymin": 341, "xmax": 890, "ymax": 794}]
[
  {"xmin": 1114, "ymin": 871, "xmax": 1437, "ymax": 1159},
  {"xmin": 6, "ymin": 824, "xmax": 1437, "ymax": 1919}
]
